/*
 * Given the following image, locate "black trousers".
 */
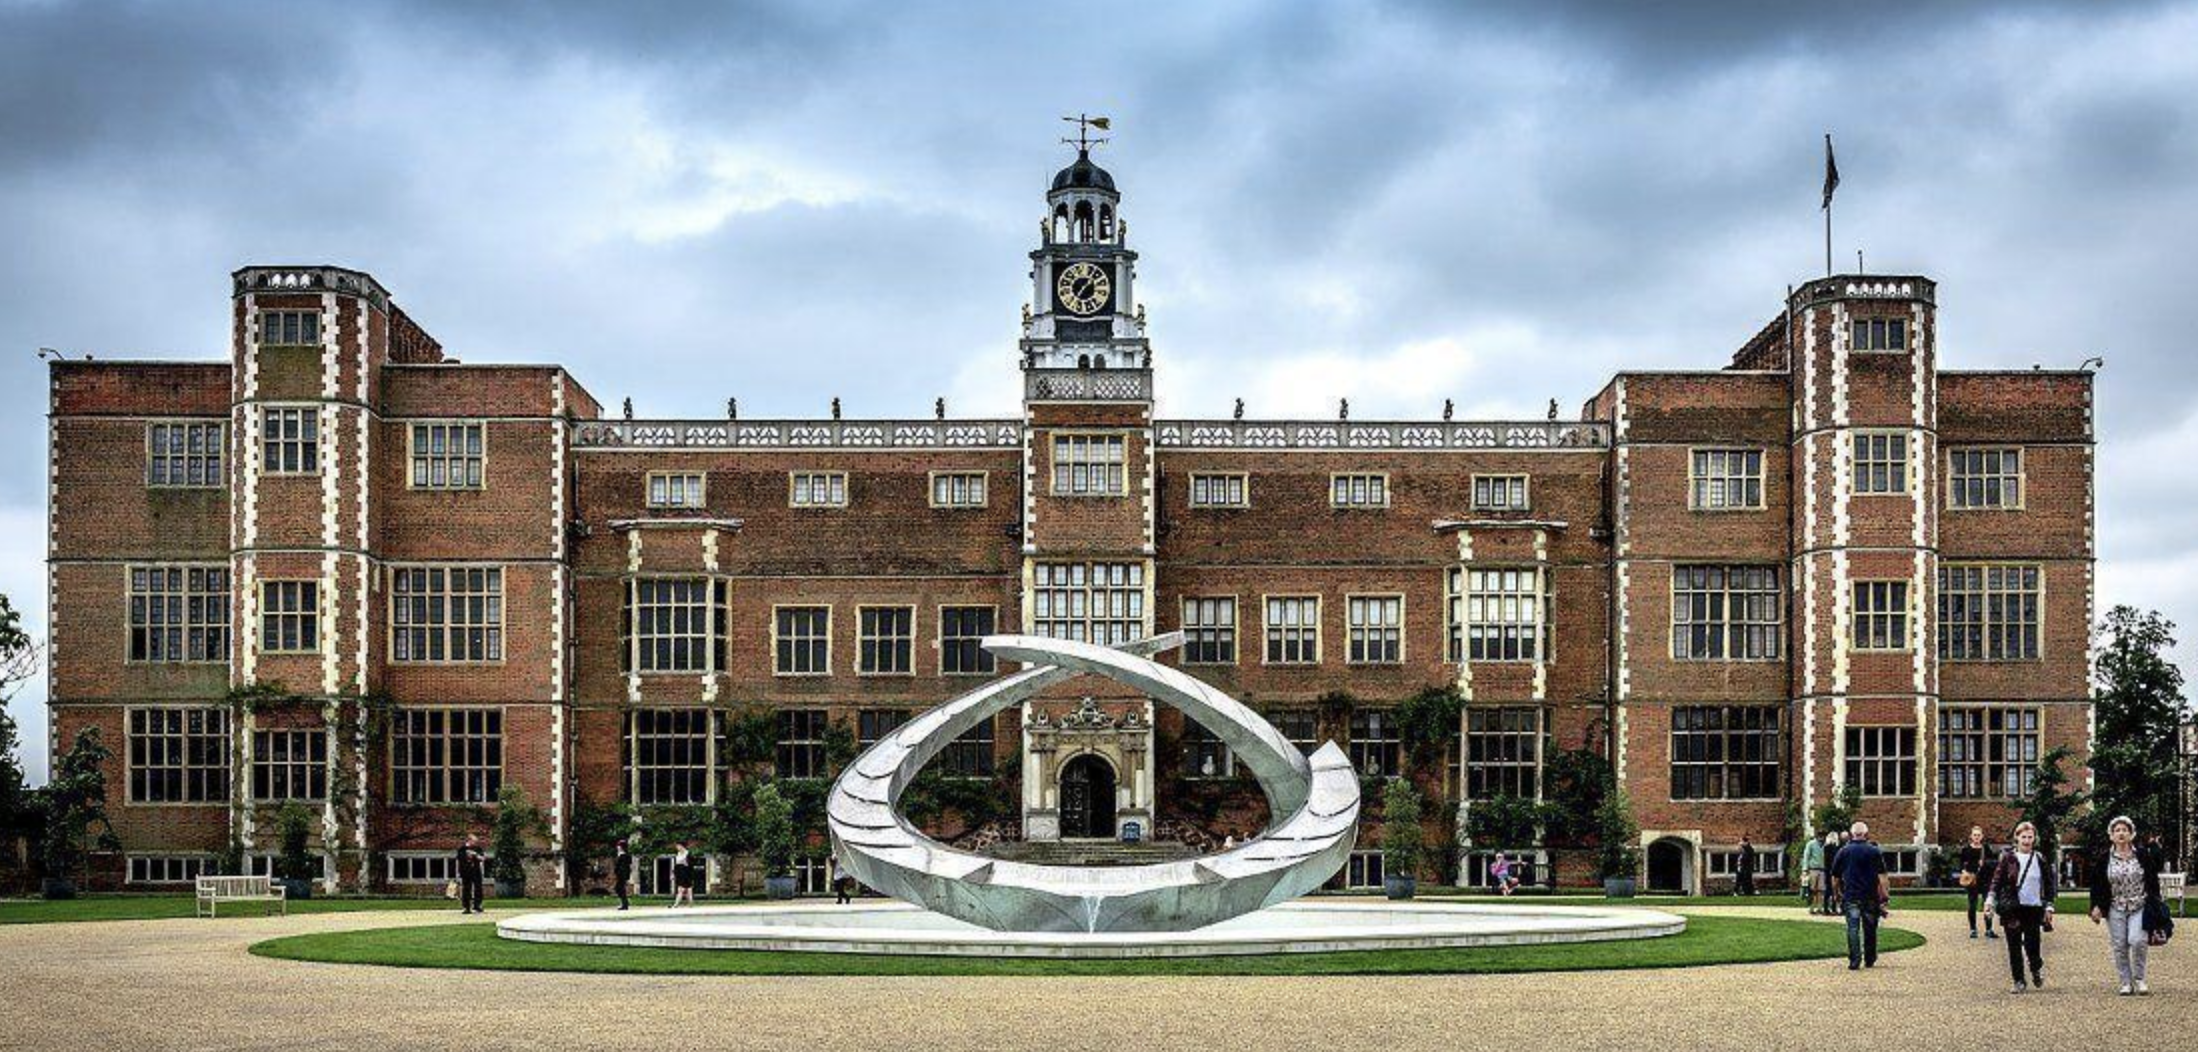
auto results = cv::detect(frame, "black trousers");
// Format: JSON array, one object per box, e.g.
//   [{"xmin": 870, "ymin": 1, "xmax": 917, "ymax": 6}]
[
  {"xmin": 1966, "ymin": 885, "xmax": 1994, "ymax": 931},
  {"xmin": 616, "ymin": 877, "xmax": 631, "ymax": 909},
  {"xmin": 835, "ymin": 878, "xmax": 852, "ymax": 905},
  {"xmin": 2004, "ymin": 906, "xmax": 2046, "ymax": 982},
  {"xmin": 1736, "ymin": 872, "xmax": 1755, "ymax": 896},
  {"xmin": 460, "ymin": 875, "xmax": 484, "ymax": 912}
]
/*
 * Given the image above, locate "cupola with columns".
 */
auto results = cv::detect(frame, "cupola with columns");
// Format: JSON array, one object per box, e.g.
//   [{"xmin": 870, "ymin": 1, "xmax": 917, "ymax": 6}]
[{"xmin": 1022, "ymin": 115, "xmax": 1150, "ymax": 375}]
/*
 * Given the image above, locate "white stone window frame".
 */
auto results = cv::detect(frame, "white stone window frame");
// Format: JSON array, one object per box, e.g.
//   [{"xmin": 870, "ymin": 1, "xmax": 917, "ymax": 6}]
[
  {"xmin": 125, "ymin": 705, "xmax": 232, "ymax": 805},
  {"xmin": 788, "ymin": 470, "xmax": 850, "ymax": 508},
  {"xmin": 1470, "ymin": 473, "xmax": 1530, "ymax": 512},
  {"xmin": 937, "ymin": 604, "xmax": 999, "ymax": 677},
  {"xmin": 928, "ymin": 470, "xmax": 989, "ymax": 509},
  {"xmin": 776, "ymin": 708, "xmax": 830, "ymax": 781},
  {"xmin": 389, "ymin": 564, "xmax": 505, "ymax": 665},
  {"xmin": 144, "ymin": 419, "xmax": 227, "ymax": 489},
  {"xmin": 1348, "ymin": 708, "xmax": 1402, "ymax": 778},
  {"xmin": 1261, "ymin": 594, "xmax": 1322, "ymax": 666},
  {"xmin": 1946, "ymin": 445, "xmax": 2025, "ymax": 511},
  {"xmin": 259, "ymin": 579, "xmax": 321, "ymax": 654},
  {"xmin": 406, "ymin": 420, "xmax": 487, "ymax": 491},
  {"xmin": 1850, "ymin": 578, "xmax": 1913, "ymax": 652},
  {"xmin": 1851, "ymin": 429, "xmax": 1911, "ymax": 496},
  {"xmin": 1688, "ymin": 447, "xmax": 1766, "ymax": 511},
  {"xmin": 387, "ymin": 851, "xmax": 474, "ymax": 884},
  {"xmin": 771, "ymin": 603, "xmax": 832, "ymax": 677},
  {"xmin": 1273, "ymin": 709, "xmax": 1320, "ymax": 756},
  {"xmin": 1938, "ymin": 706, "xmax": 2042, "ymax": 800},
  {"xmin": 1669, "ymin": 704, "xmax": 1785, "ymax": 802},
  {"xmin": 257, "ymin": 308, "xmax": 323, "ymax": 348},
  {"xmin": 1178, "ymin": 594, "xmax": 1239, "ymax": 666},
  {"xmin": 1938, "ymin": 562, "xmax": 2043, "ymax": 663},
  {"xmin": 1187, "ymin": 471, "xmax": 1249, "ymax": 509},
  {"xmin": 856, "ymin": 708, "xmax": 911, "ymax": 750},
  {"xmin": 127, "ymin": 854, "xmax": 213, "ymax": 885},
  {"xmin": 245, "ymin": 852, "xmax": 332, "ymax": 882},
  {"xmin": 250, "ymin": 725, "xmax": 330, "ymax": 804},
  {"xmin": 260, "ymin": 404, "xmax": 321, "ymax": 476},
  {"xmin": 1031, "ymin": 560, "xmax": 1147, "ymax": 646},
  {"xmin": 1050, "ymin": 432, "xmax": 1128, "ymax": 497},
  {"xmin": 1849, "ymin": 315, "xmax": 1910, "ymax": 354},
  {"xmin": 856, "ymin": 604, "xmax": 916, "ymax": 677},
  {"xmin": 625, "ymin": 708, "xmax": 718, "ymax": 807},
  {"xmin": 1464, "ymin": 705, "xmax": 1547, "ymax": 802},
  {"xmin": 1465, "ymin": 566, "xmax": 1546, "ymax": 664},
  {"xmin": 1328, "ymin": 472, "xmax": 1390, "ymax": 509},
  {"xmin": 1345, "ymin": 593, "xmax": 1405, "ymax": 665},
  {"xmin": 125, "ymin": 562, "xmax": 231, "ymax": 665},
  {"xmin": 1180, "ymin": 718, "xmax": 1237, "ymax": 781},
  {"xmin": 939, "ymin": 713, "xmax": 997, "ymax": 780},
  {"xmin": 1335, "ymin": 848, "xmax": 1386, "ymax": 890},
  {"xmin": 1704, "ymin": 846, "xmax": 1787, "ymax": 878},
  {"xmin": 645, "ymin": 470, "xmax": 708, "ymax": 510},
  {"xmin": 1669, "ymin": 564, "xmax": 1783, "ymax": 662},
  {"xmin": 626, "ymin": 576, "xmax": 724, "ymax": 676},
  {"xmin": 387, "ymin": 706, "xmax": 505, "ymax": 806},
  {"xmin": 1844, "ymin": 724, "xmax": 1919, "ymax": 798}
]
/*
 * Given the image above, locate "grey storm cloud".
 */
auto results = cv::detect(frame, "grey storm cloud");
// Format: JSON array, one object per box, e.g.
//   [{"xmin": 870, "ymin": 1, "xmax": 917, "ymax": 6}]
[{"xmin": 3, "ymin": 0, "xmax": 2196, "ymax": 779}]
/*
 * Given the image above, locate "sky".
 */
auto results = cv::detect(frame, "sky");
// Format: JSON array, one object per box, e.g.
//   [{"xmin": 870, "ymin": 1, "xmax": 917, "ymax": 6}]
[{"xmin": 4, "ymin": 0, "xmax": 2195, "ymax": 782}]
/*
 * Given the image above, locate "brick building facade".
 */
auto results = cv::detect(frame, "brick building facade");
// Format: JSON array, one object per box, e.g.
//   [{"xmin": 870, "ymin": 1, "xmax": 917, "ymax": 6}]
[{"xmin": 45, "ymin": 147, "xmax": 2094, "ymax": 895}]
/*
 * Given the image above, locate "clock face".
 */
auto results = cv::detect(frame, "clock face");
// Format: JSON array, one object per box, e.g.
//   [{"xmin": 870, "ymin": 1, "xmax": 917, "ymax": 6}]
[{"xmin": 1055, "ymin": 262, "xmax": 1112, "ymax": 316}]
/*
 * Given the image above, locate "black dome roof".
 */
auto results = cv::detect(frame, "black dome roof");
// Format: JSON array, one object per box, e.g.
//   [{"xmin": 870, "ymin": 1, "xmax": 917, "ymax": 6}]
[{"xmin": 1050, "ymin": 150, "xmax": 1117, "ymax": 193}]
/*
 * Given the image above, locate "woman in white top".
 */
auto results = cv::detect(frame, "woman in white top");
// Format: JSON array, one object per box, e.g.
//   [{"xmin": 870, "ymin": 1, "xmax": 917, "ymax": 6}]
[{"xmin": 1989, "ymin": 820, "xmax": 2059, "ymax": 993}]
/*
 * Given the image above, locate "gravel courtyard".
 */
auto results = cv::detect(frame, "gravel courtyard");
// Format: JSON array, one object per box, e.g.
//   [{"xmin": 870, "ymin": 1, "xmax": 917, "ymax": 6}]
[{"xmin": 0, "ymin": 904, "xmax": 2182, "ymax": 1051}]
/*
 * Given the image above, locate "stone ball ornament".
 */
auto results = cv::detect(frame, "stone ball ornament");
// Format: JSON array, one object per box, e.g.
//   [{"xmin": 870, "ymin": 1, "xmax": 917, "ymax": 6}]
[{"xmin": 827, "ymin": 632, "xmax": 1362, "ymax": 934}]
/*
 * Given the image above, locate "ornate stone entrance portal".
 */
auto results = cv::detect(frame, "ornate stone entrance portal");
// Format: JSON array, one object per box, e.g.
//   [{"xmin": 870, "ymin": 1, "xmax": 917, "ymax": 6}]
[{"xmin": 1021, "ymin": 696, "xmax": 1153, "ymax": 842}]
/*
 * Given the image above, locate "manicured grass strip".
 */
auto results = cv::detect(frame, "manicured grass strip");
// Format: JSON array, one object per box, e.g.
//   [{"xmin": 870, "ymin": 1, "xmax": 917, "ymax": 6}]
[
  {"xmin": 249, "ymin": 914, "xmax": 1923, "ymax": 977},
  {"xmin": 1422, "ymin": 892, "xmax": 2089, "ymax": 913},
  {"xmin": 0, "ymin": 896, "xmax": 575, "ymax": 925}
]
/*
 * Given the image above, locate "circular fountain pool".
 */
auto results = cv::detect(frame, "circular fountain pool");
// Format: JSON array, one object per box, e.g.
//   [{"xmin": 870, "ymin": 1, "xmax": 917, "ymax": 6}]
[{"xmin": 498, "ymin": 900, "xmax": 1685, "ymax": 959}]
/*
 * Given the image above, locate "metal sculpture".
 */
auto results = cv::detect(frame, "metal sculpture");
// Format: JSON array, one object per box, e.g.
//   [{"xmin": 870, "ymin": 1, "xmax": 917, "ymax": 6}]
[{"xmin": 826, "ymin": 632, "xmax": 1360, "ymax": 933}]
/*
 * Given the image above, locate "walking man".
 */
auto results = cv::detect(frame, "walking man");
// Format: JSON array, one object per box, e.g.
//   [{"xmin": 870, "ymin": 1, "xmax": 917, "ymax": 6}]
[
  {"xmin": 1736, "ymin": 835, "xmax": 1757, "ymax": 897},
  {"xmin": 613, "ymin": 839, "xmax": 634, "ymax": 911},
  {"xmin": 831, "ymin": 854, "xmax": 853, "ymax": 905},
  {"xmin": 455, "ymin": 832, "xmax": 487, "ymax": 915},
  {"xmin": 1829, "ymin": 821, "xmax": 1887, "ymax": 970}
]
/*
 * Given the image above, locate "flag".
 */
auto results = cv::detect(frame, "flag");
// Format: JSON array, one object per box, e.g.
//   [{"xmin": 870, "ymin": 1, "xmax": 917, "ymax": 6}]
[{"xmin": 1821, "ymin": 134, "xmax": 1839, "ymax": 211}]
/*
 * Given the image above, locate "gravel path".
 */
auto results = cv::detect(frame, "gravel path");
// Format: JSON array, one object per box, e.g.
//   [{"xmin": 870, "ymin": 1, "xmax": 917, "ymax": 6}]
[{"xmin": 0, "ymin": 904, "xmax": 2183, "ymax": 1051}]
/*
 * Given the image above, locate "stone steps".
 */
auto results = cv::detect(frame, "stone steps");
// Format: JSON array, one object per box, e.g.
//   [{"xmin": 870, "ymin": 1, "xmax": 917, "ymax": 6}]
[{"xmin": 983, "ymin": 841, "xmax": 1199, "ymax": 867}]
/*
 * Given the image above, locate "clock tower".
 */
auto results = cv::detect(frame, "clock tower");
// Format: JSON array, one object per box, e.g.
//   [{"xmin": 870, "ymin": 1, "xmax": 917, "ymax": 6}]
[{"xmin": 1020, "ymin": 127, "xmax": 1150, "ymax": 372}]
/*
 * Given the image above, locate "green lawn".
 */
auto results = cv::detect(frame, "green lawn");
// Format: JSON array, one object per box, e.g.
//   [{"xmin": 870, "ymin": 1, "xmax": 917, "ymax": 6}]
[
  {"xmin": 0, "ymin": 895, "xmax": 578, "ymax": 925},
  {"xmin": 1424, "ymin": 891, "xmax": 2091, "ymax": 913},
  {"xmin": 247, "ymin": 914, "xmax": 1923, "ymax": 977}
]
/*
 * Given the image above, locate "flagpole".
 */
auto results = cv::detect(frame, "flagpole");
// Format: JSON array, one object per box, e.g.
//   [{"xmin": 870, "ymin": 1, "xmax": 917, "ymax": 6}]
[{"xmin": 1824, "ymin": 199, "xmax": 1832, "ymax": 277}]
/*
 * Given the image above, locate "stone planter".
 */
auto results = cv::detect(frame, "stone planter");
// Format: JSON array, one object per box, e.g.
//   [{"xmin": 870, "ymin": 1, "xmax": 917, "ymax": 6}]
[
  {"xmin": 1383, "ymin": 875, "xmax": 1417, "ymax": 900},
  {"xmin": 40, "ymin": 877, "xmax": 77, "ymax": 900},
  {"xmin": 280, "ymin": 878, "xmax": 315, "ymax": 901},
  {"xmin": 494, "ymin": 878, "xmax": 527, "ymax": 900},
  {"xmin": 764, "ymin": 875, "xmax": 798, "ymax": 900},
  {"xmin": 1603, "ymin": 877, "xmax": 1637, "ymax": 898}
]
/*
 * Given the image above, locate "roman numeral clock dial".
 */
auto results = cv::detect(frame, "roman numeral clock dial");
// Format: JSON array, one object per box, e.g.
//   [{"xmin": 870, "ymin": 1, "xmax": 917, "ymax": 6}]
[{"xmin": 1055, "ymin": 262, "xmax": 1111, "ymax": 316}]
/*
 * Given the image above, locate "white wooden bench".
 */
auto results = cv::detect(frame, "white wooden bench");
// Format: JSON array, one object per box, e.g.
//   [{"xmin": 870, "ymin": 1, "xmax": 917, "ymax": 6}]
[
  {"xmin": 195, "ymin": 874, "xmax": 287, "ymax": 918},
  {"xmin": 2164, "ymin": 872, "xmax": 2186, "ymax": 916}
]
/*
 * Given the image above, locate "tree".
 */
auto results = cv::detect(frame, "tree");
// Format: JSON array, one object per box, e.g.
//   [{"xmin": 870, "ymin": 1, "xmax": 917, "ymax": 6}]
[
  {"xmin": 273, "ymin": 803, "xmax": 317, "ymax": 885},
  {"xmin": 41, "ymin": 727, "xmax": 119, "ymax": 891},
  {"xmin": 1542, "ymin": 747, "xmax": 1613, "ymax": 845},
  {"xmin": 1381, "ymin": 778, "xmax": 1425, "ymax": 882},
  {"xmin": 753, "ymin": 782, "xmax": 795, "ymax": 879},
  {"xmin": 2084, "ymin": 607, "xmax": 2188, "ymax": 849},
  {"xmin": 1465, "ymin": 794, "xmax": 1545, "ymax": 850},
  {"xmin": 0, "ymin": 595, "xmax": 41, "ymax": 862},
  {"xmin": 1394, "ymin": 684, "xmax": 1463, "ymax": 773},
  {"xmin": 1812, "ymin": 783, "xmax": 1862, "ymax": 841},
  {"xmin": 2020, "ymin": 746, "xmax": 2087, "ymax": 858},
  {"xmin": 489, "ymin": 786, "xmax": 542, "ymax": 888},
  {"xmin": 1595, "ymin": 788, "xmax": 1641, "ymax": 880}
]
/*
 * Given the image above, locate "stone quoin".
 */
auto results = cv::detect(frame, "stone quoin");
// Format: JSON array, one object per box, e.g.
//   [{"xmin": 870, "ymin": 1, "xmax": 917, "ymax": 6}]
[{"xmin": 44, "ymin": 138, "xmax": 2094, "ymax": 896}]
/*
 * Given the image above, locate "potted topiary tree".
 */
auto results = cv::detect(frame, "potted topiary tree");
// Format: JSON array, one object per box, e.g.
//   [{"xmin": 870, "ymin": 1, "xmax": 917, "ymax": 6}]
[
  {"xmin": 40, "ymin": 728, "xmax": 118, "ymax": 900},
  {"xmin": 273, "ymin": 803, "xmax": 317, "ymax": 900},
  {"xmin": 1596, "ymin": 789, "xmax": 1641, "ymax": 898},
  {"xmin": 1381, "ymin": 778, "xmax": 1424, "ymax": 900},
  {"xmin": 490, "ymin": 786, "xmax": 540, "ymax": 900},
  {"xmin": 755, "ymin": 783, "xmax": 797, "ymax": 899}
]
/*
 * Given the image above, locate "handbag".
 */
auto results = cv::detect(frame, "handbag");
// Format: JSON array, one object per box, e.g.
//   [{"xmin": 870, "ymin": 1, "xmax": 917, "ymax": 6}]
[
  {"xmin": 2142, "ymin": 898, "xmax": 2176, "ymax": 945},
  {"xmin": 443, "ymin": 880, "xmax": 460, "ymax": 900},
  {"xmin": 1958, "ymin": 871, "xmax": 1975, "ymax": 888}
]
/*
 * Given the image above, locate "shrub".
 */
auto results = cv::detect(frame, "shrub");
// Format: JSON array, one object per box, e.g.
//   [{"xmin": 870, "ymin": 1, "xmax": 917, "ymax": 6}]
[
  {"xmin": 274, "ymin": 803, "xmax": 317, "ymax": 883},
  {"xmin": 1381, "ymin": 778, "xmax": 1425, "ymax": 882},
  {"xmin": 1465, "ymin": 794, "xmax": 1546, "ymax": 849},
  {"xmin": 489, "ymin": 786, "xmax": 541, "ymax": 886},
  {"xmin": 1595, "ymin": 788, "xmax": 1641, "ymax": 880},
  {"xmin": 754, "ymin": 782, "xmax": 796, "ymax": 879},
  {"xmin": 40, "ymin": 728, "xmax": 118, "ymax": 883}
]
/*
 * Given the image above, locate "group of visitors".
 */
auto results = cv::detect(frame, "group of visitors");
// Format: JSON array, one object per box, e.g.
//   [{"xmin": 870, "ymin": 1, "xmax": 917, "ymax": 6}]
[
  {"xmin": 1803, "ymin": 816, "xmax": 2175, "ymax": 995},
  {"xmin": 585, "ymin": 840, "xmax": 860, "ymax": 908}
]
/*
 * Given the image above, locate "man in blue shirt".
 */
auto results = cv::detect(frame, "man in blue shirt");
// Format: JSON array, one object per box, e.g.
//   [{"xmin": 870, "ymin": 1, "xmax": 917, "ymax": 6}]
[{"xmin": 1828, "ymin": 821, "xmax": 1888, "ymax": 969}]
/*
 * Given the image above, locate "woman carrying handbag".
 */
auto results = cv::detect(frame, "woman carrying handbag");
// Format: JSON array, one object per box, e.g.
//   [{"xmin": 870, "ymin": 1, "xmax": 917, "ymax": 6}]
[
  {"xmin": 2088, "ymin": 815, "xmax": 2166, "ymax": 995},
  {"xmin": 1990, "ymin": 820, "xmax": 2057, "ymax": 994}
]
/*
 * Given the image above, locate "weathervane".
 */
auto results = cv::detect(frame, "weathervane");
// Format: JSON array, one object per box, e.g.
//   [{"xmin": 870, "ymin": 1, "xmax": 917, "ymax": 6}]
[{"xmin": 1062, "ymin": 113, "xmax": 1111, "ymax": 153}]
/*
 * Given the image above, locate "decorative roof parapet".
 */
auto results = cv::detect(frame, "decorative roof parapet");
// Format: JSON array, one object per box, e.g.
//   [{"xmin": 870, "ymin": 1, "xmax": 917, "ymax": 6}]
[
  {"xmin": 231, "ymin": 265, "xmax": 391, "ymax": 310},
  {"xmin": 1153, "ymin": 420, "xmax": 1611, "ymax": 450},
  {"xmin": 572, "ymin": 419, "xmax": 1024, "ymax": 450},
  {"xmin": 1023, "ymin": 367, "xmax": 1151, "ymax": 402}
]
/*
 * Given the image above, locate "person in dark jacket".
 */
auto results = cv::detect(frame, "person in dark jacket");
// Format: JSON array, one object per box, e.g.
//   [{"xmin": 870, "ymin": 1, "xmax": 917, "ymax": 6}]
[
  {"xmin": 1957, "ymin": 825, "xmax": 1997, "ymax": 940},
  {"xmin": 1736, "ymin": 836, "xmax": 1757, "ymax": 897},
  {"xmin": 2088, "ymin": 815, "xmax": 2163, "ymax": 995},
  {"xmin": 1828, "ymin": 821, "xmax": 1887, "ymax": 970},
  {"xmin": 455, "ymin": 833, "xmax": 486, "ymax": 915},
  {"xmin": 1990, "ymin": 820, "xmax": 2059, "ymax": 993},
  {"xmin": 613, "ymin": 839, "xmax": 634, "ymax": 911}
]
